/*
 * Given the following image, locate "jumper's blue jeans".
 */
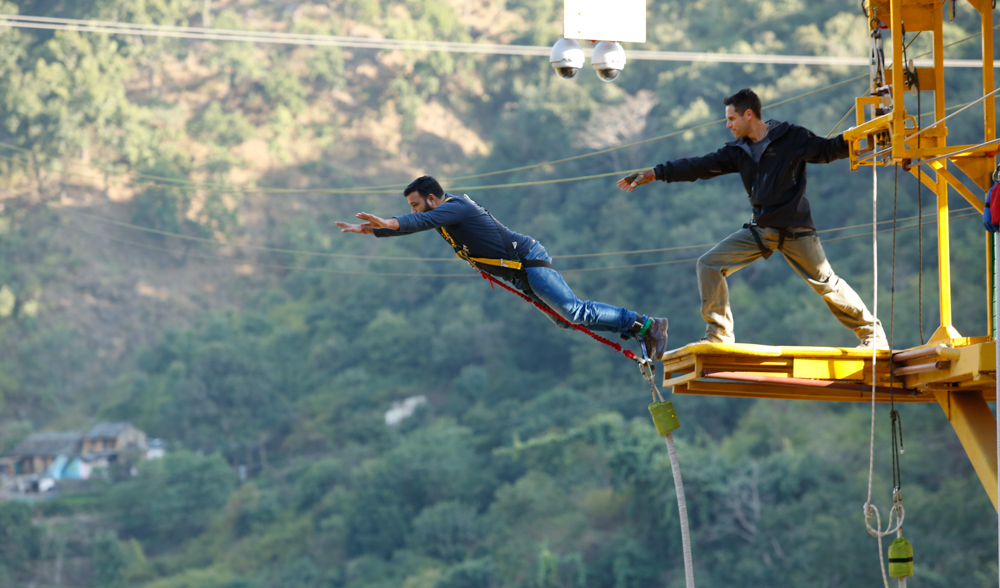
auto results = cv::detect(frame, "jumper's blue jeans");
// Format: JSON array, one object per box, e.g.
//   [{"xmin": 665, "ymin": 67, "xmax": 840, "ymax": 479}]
[{"xmin": 510, "ymin": 241, "xmax": 639, "ymax": 335}]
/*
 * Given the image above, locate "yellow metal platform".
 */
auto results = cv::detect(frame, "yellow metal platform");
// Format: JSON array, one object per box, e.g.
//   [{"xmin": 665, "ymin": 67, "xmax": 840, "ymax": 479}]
[
  {"xmin": 661, "ymin": 340, "xmax": 996, "ymax": 403},
  {"xmin": 661, "ymin": 340, "xmax": 999, "ymax": 509}
]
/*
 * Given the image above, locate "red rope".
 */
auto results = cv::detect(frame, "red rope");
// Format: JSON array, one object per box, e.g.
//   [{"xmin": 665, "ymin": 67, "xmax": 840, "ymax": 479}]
[{"xmin": 479, "ymin": 271, "xmax": 638, "ymax": 361}]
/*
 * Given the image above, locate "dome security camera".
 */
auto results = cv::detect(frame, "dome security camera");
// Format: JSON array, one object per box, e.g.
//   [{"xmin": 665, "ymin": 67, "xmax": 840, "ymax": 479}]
[
  {"xmin": 549, "ymin": 38, "xmax": 585, "ymax": 79},
  {"xmin": 591, "ymin": 41, "xmax": 626, "ymax": 82}
]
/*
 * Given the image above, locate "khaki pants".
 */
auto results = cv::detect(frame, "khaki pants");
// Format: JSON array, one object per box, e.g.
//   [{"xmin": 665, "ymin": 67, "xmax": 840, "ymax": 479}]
[{"xmin": 696, "ymin": 226, "xmax": 883, "ymax": 343}]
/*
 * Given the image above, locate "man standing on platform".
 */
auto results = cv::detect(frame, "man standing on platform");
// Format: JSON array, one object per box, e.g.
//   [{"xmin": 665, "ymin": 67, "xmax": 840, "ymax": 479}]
[{"xmin": 619, "ymin": 88, "xmax": 887, "ymax": 349}]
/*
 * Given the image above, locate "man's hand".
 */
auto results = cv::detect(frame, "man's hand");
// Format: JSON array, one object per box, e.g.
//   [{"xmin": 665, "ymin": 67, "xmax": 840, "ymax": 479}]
[
  {"xmin": 335, "ymin": 221, "xmax": 373, "ymax": 235},
  {"xmin": 355, "ymin": 212, "xmax": 399, "ymax": 230},
  {"xmin": 335, "ymin": 212, "xmax": 401, "ymax": 235},
  {"xmin": 617, "ymin": 169, "xmax": 656, "ymax": 192}
]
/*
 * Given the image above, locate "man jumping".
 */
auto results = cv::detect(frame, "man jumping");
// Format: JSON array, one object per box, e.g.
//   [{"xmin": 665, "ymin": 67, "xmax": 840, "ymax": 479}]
[
  {"xmin": 337, "ymin": 175, "xmax": 670, "ymax": 358},
  {"xmin": 618, "ymin": 88, "xmax": 887, "ymax": 349}
]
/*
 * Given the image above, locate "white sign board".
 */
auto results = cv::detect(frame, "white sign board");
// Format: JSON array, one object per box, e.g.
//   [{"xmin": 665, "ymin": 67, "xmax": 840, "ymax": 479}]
[{"xmin": 564, "ymin": 0, "xmax": 646, "ymax": 43}]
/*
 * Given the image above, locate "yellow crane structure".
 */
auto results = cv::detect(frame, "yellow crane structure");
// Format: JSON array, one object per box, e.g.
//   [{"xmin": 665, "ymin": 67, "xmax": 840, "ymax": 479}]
[{"xmin": 659, "ymin": 0, "xmax": 999, "ymax": 511}]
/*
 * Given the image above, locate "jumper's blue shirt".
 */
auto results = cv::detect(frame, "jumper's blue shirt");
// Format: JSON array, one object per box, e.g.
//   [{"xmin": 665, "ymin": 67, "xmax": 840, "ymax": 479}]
[{"xmin": 373, "ymin": 194, "xmax": 534, "ymax": 260}]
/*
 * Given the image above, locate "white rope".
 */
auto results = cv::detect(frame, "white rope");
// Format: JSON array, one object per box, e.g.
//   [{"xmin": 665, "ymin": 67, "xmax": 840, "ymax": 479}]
[
  {"xmin": 866, "ymin": 158, "xmax": 879, "ymax": 513},
  {"xmin": 864, "ymin": 164, "xmax": 904, "ymax": 588},
  {"xmin": 664, "ymin": 432, "xmax": 695, "ymax": 588},
  {"xmin": 865, "ymin": 161, "xmax": 891, "ymax": 588},
  {"xmin": 643, "ymin": 369, "xmax": 694, "ymax": 588}
]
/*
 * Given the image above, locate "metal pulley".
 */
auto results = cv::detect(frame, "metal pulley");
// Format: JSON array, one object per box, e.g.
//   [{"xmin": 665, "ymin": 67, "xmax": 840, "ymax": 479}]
[{"xmin": 869, "ymin": 19, "xmax": 892, "ymax": 116}]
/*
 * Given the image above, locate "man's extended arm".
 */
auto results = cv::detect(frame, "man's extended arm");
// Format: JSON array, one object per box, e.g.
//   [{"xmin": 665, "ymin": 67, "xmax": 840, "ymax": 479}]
[
  {"xmin": 619, "ymin": 147, "xmax": 738, "ymax": 191},
  {"xmin": 336, "ymin": 213, "xmax": 399, "ymax": 235},
  {"xmin": 336, "ymin": 199, "xmax": 473, "ymax": 237},
  {"xmin": 795, "ymin": 126, "xmax": 850, "ymax": 164},
  {"xmin": 388, "ymin": 199, "xmax": 471, "ymax": 235},
  {"xmin": 653, "ymin": 148, "xmax": 740, "ymax": 182}
]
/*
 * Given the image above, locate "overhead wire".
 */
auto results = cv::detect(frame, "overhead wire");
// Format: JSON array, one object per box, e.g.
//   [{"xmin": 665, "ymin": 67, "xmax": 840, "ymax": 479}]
[
  {"xmin": 1, "ymin": 14, "xmax": 995, "ymax": 68},
  {"xmin": 67, "ymin": 225, "xmax": 474, "ymax": 278},
  {"xmin": 3, "ymin": 69, "xmax": 989, "ymax": 197},
  {"xmin": 0, "ymin": 75, "xmax": 868, "ymax": 196},
  {"xmin": 0, "ymin": 15, "xmax": 994, "ymax": 198},
  {"xmin": 65, "ymin": 207, "xmax": 979, "ymax": 277},
  {"xmin": 57, "ymin": 205, "xmax": 976, "ymax": 264},
  {"xmin": 1, "ymin": 19, "xmax": 995, "ymax": 197}
]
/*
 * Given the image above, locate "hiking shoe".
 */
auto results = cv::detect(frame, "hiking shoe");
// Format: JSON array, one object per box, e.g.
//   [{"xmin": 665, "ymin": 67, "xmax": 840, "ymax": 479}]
[
  {"xmin": 642, "ymin": 317, "xmax": 669, "ymax": 361},
  {"xmin": 685, "ymin": 337, "xmax": 727, "ymax": 347},
  {"xmin": 857, "ymin": 333, "xmax": 889, "ymax": 351},
  {"xmin": 856, "ymin": 332, "xmax": 890, "ymax": 350}
]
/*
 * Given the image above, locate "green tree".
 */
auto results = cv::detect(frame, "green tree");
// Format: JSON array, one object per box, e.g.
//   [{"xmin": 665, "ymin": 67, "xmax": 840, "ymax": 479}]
[
  {"xmin": 410, "ymin": 501, "xmax": 479, "ymax": 563},
  {"xmin": 107, "ymin": 451, "xmax": 236, "ymax": 550},
  {"xmin": 131, "ymin": 158, "xmax": 191, "ymax": 234},
  {"xmin": 0, "ymin": 502, "xmax": 41, "ymax": 581},
  {"xmin": 436, "ymin": 558, "xmax": 502, "ymax": 588},
  {"xmin": 91, "ymin": 530, "xmax": 127, "ymax": 587}
]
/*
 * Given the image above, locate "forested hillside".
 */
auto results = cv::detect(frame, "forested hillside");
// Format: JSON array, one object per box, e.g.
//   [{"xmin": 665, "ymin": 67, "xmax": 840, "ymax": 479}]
[{"xmin": 0, "ymin": 0, "xmax": 997, "ymax": 586}]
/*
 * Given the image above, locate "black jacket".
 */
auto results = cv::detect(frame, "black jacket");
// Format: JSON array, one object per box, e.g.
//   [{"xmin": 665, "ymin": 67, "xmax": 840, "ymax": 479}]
[{"xmin": 652, "ymin": 120, "xmax": 849, "ymax": 229}]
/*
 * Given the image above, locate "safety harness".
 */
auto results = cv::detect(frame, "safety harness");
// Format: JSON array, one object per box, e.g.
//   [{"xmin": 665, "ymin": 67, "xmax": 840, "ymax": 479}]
[
  {"xmin": 436, "ymin": 196, "xmax": 553, "ymax": 280},
  {"xmin": 742, "ymin": 221, "xmax": 817, "ymax": 259}
]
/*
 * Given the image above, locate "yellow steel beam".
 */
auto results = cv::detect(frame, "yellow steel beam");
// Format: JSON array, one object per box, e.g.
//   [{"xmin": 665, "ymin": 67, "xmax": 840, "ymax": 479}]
[
  {"xmin": 909, "ymin": 166, "xmax": 938, "ymax": 192},
  {"xmin": 793, "ymin": 358, "xmax": 866, "ymax": 380},
  {"xmin": 844, "ymin": 111, "xmax": 892, "ymax": 142},
  {"xmin": 675, "ymin": 380, "xmax": 926, "ymax": 403},
  {"xmin": 933, "ymin": 390, "xmax": 999, "ymax": 511},
  {"xmin": 898, "ymin": 340, "xmax": 996, "ymax": 389},
  {"xmin": 936, "ymin": 167, "xmax": 986, "ymax": 213},
  {"xmin": 904, "ymin": 143, "xmax": 994, "ymax": 158},
  {"xmin": 935, "ymin": 170, "xmax": 956, "ymax": 335},
  {"xmin": 951, "ymin": 154, "xmax": 996, "ymax": 191},
  {"xmin": 931, "ymin": 9, "xmax": 955, "ymax": 336}
]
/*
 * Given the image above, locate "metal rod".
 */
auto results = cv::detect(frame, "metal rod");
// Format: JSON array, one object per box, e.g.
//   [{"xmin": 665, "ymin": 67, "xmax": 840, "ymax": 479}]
[
  {"xmin": 908, "ymin": 137, "xmax": 1000, "ymax": 168},
  {"xmin": 893, "ymin": 361, "xmax": 951, "ymax": 376},
  {"xmin": 906, "ymin": 86, "xmax": 1000, "ymax": 143}
]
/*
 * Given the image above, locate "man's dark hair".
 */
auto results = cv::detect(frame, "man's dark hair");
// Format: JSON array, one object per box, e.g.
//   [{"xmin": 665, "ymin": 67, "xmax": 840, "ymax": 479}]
[
  {"xmin": 404, "ymin": 176, "xmax": 444, "ymax": 199},
  {"xmin": 723, "ymin": 88, "xmax": 762, "ymax": 120}
]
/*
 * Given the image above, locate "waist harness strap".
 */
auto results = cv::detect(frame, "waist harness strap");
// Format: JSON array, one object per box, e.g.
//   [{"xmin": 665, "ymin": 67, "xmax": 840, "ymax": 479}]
[
  {"xmin": 743, "ymin": 223, "xmax": 817, "ymax": 259},
  {"xmin": 437, "ymin": 228, "xmax": 554, "ymax": 272}
]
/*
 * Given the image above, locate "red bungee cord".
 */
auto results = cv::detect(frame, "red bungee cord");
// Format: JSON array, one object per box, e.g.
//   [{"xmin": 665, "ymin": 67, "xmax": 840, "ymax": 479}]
[{"xmin": 479, "ymin": 271, "xmax": 639, "ymax": 362}]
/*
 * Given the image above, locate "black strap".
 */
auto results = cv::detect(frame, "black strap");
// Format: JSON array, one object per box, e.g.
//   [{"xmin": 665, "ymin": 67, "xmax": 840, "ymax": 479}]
[
  {"xmin": 744, "ymin": 223, "xmax": 816, "ymax": 259},
  {"xmin": 487, "ymin": 211, "xmax": 521, "ymax": 264},
  {"xmin": 888, "ymin": 557, "xmax": 913, "ymax": 563},
  {"xmin": 743, "ymin": 223, "xmax": 772, "ymax": 259},
  {"xmin": 521, "ymin": 259, "xmax": 554, "ymax": 269}
]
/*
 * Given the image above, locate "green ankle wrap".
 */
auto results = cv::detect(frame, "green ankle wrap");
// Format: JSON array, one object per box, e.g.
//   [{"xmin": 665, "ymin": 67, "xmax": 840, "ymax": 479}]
[{"xmin": 635, "ymin": 317, "xmax": 652, "ymax": 337}]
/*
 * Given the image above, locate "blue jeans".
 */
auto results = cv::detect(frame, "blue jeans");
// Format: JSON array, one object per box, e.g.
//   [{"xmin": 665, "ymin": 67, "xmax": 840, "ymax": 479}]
[{"xmin": 510, "ymin": 241, "xmax": 639, "ymax": 335}]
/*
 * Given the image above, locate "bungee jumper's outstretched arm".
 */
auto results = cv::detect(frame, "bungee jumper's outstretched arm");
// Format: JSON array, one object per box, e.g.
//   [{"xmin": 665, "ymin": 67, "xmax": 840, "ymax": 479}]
[
  {"xmin": 336, "ymin": 212, "xmax": 398, "ymax": 234},
  {"xmin": 335, "ymin": 175, "xmax": 671, "ymax": 360}
]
